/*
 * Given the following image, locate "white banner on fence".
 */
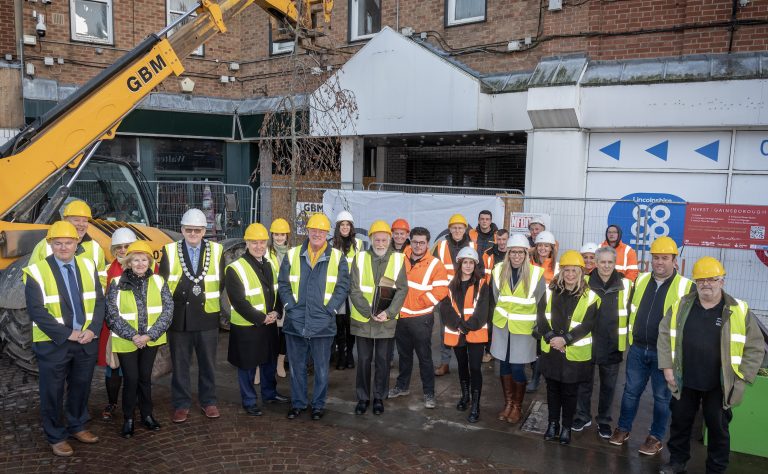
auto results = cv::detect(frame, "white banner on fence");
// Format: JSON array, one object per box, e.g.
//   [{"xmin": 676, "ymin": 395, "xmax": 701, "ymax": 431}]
[{"xmin": 322, "ymin": 190, "xmax": 505, "ymax": 244}]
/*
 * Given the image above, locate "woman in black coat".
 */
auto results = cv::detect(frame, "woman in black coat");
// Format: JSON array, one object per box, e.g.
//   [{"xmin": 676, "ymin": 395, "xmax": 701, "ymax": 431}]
[
  {"xmin": 225, "ymin": 223, "xmax": 288, "ymax": 416},
  {"xmin": 536, "ymin": 250, "xmax": 599, "ymax": 445}
]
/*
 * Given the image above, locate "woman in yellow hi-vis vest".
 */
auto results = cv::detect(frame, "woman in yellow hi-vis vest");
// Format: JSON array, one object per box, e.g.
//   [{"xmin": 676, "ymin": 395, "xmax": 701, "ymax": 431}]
[
  {"xmin": 439, "ymin": 246, "xmax": 490, "ymax": 423},
  {"xmin": 106, "ymin": 241, "xmax": 173, "ymax": 439},
  {"xmin": 536, "ymin": 250, "xmax": 599, "ymax": 446}
]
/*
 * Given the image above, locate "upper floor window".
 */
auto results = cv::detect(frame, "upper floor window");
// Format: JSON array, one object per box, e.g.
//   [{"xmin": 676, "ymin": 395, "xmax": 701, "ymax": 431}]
[
  {"xmin": 446, "ymin": 0, "xmax": 486, "ymax": 26},
  {"xmin": 70, "ymin": 0, "xmax": 114, "ymax": 44},
  {"xmin": 269, "ymin": 19, "xmax": 295, "ymax": 56},
  {"xmin": 349, "ymin": 0, "xmax": 381, "ymax": 42},
  {"xmin": 167, "ymin": 0, "xmax": 204, "ymax": 56}
]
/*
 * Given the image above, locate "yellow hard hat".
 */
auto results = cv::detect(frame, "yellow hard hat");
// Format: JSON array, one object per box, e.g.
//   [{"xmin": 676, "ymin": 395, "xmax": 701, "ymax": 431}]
[
  {"xmin": 306, "ymin": 213, "xmax": 331, "ymax": 231},
  {"xmin": 270, "ymin": 218, "xmax": 290, "ymax": 234},
  {"xmin": 125, "ymin": 241, "xmax": 154, "ymax": 260},
  {"xmin": 559, "ymin": 249, "xmax": 585, "ymax": 268},
  {"xmin": 368, "ymin": 220, "xmax": 392, "ymax": 236},
  {"xmin": 692, "ymin": 256, "xmax": 726, "ymax": 280},
  {"xmin": 650, "ymin": 236, "xmax": 678, "ymax": 255},
  {"xmin": 46, "ymin": 221, "xmax": 79, "ymax": 241},
  {"xmin": 62, "ymin": 200, "xmax": 92, "ymax": 218},
  {"xmin": 448, "ymin": 214, "xmax": 468, "ymax": 227},
  {"xmin": 244, "ymin": 223, "xmax": 269, "ymax": 241}
]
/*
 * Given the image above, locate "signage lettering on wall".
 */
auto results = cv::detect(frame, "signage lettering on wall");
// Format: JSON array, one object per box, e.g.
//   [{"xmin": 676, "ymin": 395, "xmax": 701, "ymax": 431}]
[
  {"xmin": 295, "ymin": 202, "xmax": 323, "ymax": 235},
  {"xmin": 607, "ymin": 193, "xmax": 686, "ymax": 251},
  {"xmin": 683, "ymin": 204, "xmax": 768, "ymax": 250}
]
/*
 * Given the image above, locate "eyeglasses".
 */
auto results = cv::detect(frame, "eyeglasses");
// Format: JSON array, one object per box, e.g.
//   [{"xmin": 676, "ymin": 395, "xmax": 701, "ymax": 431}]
[
  {"xmin": 696, "ymin": 277, "xmax": 723, "ymax": 284},
  {"xmin": 114, "ymin": 244, "xmax": 130, "ymax": 250},
  {"xmin": 411, "ymin": 241, "xmax": 428, "ymax": 246},
  {"xmin": 182, "ymin": 227, "xmax": 204, "ymax": 234}
]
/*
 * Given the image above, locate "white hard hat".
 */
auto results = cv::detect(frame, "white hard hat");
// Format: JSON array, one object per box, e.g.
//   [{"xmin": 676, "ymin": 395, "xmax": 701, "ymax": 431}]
[
  {"xmin": 507, "ymin": 233, "xmax": 530, "ymax": 249},
  {"xmin": 180, "ymin": 208, "xmax": 207, "ymax": 227},
  {"xmin": 456, "ymin": 246, "xmax": 479, "ymax": 263},
  {"xmin": 580, "ymin": 242, "xmax": 599, "ymax": 254},
  {"xmin": 528, "ymin": 216, "xmax": 546, "ymax": 229},
  {"xmin": 534, "ymin": 230, "xmax": 556, "ymax": 245},
  {"xmin": 111, "ymin": 227, "xmax": 137, "ymax": 246},
  {"xmin": 335, "ymin": 210, "xmax": 354, "ymax": 224}
]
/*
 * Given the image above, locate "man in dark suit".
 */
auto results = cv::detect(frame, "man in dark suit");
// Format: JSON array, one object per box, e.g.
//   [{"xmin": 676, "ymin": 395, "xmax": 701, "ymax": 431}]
[
  {"xmin": 159, "ymin": 208, "xmax": 226, "ymax": 423},
  {"xmin": 23, "ymin": 221, "xmax": 105, "ymax": 457}
]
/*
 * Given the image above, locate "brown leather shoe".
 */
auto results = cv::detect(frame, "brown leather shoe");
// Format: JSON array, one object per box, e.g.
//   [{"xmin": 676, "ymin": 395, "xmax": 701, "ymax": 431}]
[
  {"xmin": 202, "ymin": 405, "xmax": 220, "ymax": 418},
  {"xmin": 638, "ymin": 435, "xmax": 663, "ymax": 456},
  {"xmin": 609, "ymin": 428, "xmax": 630, "ymax": 446},
  {"xmin": 172, "ymin": 408, "xmax": 189, "ymax": 423},
  {"xmin": 71, "ymin": 430, "xmax": 99, "ymax": 444},
  {"xmin": 434, "ymin": 364, "xmax": 450, "ymax": 376},
  {"xmin": 51, "ymin": 441, "xmax": 73, "ymax": 457}
]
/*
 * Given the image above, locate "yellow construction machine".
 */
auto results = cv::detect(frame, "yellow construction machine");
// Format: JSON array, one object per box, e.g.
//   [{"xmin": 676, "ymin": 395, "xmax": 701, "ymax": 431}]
[{"xmin": 0, "ymin": 0, "xmax": 333, "ymax": 372}]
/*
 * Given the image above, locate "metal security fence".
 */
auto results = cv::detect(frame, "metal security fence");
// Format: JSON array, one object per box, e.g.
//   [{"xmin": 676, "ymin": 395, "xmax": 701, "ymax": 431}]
[
  {"xmin": 368, "ymin": 182, "xmax": 524, "ymax": 196},
  {"xmin": 147, "ymin": 180, "xmax": 255, "ymax": 240}
]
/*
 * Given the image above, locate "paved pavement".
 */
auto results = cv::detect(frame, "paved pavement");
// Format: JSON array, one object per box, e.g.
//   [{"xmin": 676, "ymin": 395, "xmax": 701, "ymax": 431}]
[{"xmin": 2, "ymin": 328, "xmax": 767, "ymax": 473}]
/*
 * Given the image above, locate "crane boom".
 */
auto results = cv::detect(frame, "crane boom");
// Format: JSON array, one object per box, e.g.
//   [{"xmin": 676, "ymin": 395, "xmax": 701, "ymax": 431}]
[{"xmin": 0, "ymin": 0, "xmax": 324, "ymax": 221}]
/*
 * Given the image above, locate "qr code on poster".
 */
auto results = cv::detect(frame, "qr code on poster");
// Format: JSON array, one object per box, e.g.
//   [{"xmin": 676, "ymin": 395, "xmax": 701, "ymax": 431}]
[{"xmin": 751, "ymin": 226, "xmax": 765, "ymax": 240}]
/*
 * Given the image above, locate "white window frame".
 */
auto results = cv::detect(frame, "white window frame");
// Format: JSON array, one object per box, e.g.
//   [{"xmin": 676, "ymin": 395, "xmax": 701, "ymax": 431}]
[
  {"xmin": 446, "ymin": 0, "xmax": 486, "ymax": 27},
  {"xmin": 167, "ymin": 0, "xmax": 203, "ymax": 56},
  {"xmin": 70, "ymin": 0, "xmax": 114, "ymax": 45},
  {"xmin": 271, "ymin": 40, "xmax": 295, "ymax": 55},
  {"xmin": 349, "ymin": 0, "xmax": 381, "ymax": 42}
]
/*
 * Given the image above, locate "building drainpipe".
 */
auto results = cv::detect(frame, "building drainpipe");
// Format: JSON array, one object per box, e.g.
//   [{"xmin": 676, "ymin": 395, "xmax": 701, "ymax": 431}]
[
  {"xmin": 15, "ymin": 0, "xmax": 25, "ymax": 125},
  {"xmin": 396, "ymin": 0, "xmax": 399, "ymax": 32}
]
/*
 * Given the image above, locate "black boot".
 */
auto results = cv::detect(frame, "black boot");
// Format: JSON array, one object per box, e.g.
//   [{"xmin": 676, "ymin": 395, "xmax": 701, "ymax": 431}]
[
  {"xmin": 142, "ymin": 415, "xmax": 161, "ymax": 431},
  {"xmin": 121, "ymin": 418, "xmax": 135, "ymax": 439},
  {"xmin": 335, "ymin": 350, "xmax": 346, "ymax": 370},
  {"xmin": 559, "ymin": 427, "xmax": 572, "ymax": 445},
  {"xmin": 544, "ymin": 422, "xmax": 560, "ymax": 441},
  {"xmin": 456, "ymin": 380, "xmax": 470, "ymax": 411},
  {"xmin": 467, "ymin": 389, "xmax": 481, "ymax": 423}
]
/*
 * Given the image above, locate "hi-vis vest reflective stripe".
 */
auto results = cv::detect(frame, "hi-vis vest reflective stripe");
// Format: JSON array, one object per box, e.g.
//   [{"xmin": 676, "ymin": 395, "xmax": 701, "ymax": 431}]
[
  {"xmin": 541, "ymin": 289, "xmax": 600, "ymax": 362},
  {"xmin": 23, "ymin": 257, "xmax": 97, "ymax": 343},
  {"xmin": 401, "ymin": 256, "xmax": 448, "ymax": 316},
  {"xmin": 669, "ymin": 298, "xmax": 749, "ymax": 380},
  {"xmin": 482, "ymin": 252, "xmax": 495, "ymax": 282},
  {"xmin": 110, "ymin": 274, "xmax": 167, "ymax": 352},
  {"xmin": 226, "ymin": 257, "xmax": 278, "ymax": 326},
  {"xmin": 617, "ymin": 277, "xmax": 632, "ymax": 351},
  {"xmin": 29, "ymin": 238, "xmax": 107, "ymax": 288},
  {"xmin": 615, "ymin": 244, "xmax": 638, "ymax": 273},
  {"xmin": 342, "ymin": 238, "xmax": 364, "ymax": 265},
  {"xmin": 350, "ymin": 252, "xmax": 404, "ymax": 323},
  {"xmin": 437, "ymin": 240, "xmax": 477, "ymax": 278},
  {"xmin": 628, "ymin": 272, "xmax": 693, "ymax": 345},
  {"xmin": 492, "ymin": 263, "xmax": 545, "ymax": 335},
  {"xmin": 287, "ymin": 245, "xmax": 342, "ymax": 305},
  {"xmin": 164, "ymin": 241, "xmax": 223, "ymax": 314},
  {"xmin": 444, "ymin": 281, "xmax": 488, "ymax": 346}
]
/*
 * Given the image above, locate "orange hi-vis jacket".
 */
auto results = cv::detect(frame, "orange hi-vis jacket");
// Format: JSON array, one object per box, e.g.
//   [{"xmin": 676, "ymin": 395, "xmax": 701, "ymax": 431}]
[
  {"xmin": 601, "ymin": 240, "xmax": 639, "ymax": 281},
  {"xmin": 401, "ymin": 247, "xmax": 449, "ymax": 318},
  {"xmin": 443, "ymin": 280, "xmax": 489, "ymax": 346},
  {"xmin": 482, "ymin": 248, "xmax": 501, "ymax": 283},
  {"xmin": 533, "ymin": 256, "xmax": 558, "ymax": 284},
  {"xmin": 435, "ymin": 239, "xmax": 477, "ymax": 280}
]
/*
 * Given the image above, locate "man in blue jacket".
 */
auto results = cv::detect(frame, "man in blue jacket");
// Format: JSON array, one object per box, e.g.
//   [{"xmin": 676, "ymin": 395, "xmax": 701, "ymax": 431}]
[{"xmin": 278, "ymin": 213, "xmax": 349, "ymax": 420}]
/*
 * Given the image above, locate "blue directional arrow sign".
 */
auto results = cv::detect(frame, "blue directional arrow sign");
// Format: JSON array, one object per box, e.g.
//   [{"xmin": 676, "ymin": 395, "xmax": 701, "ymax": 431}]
[
  {"xmin": 694, "ymin": 140, "xmax": 720, "ymax": 162},
  {"xmin": 646, "ymin": 140, "xmax": 669, "ymax": 161},
  {"xmin": 600, "ymin": 140, "xmax": 621, "ymax": 160}
]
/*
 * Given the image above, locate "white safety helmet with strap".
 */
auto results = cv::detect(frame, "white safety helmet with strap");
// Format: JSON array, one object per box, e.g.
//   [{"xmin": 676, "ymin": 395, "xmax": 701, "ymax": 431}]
[
  {"xmin": 580, "ymin": 242, "xmax": 598, "ymax": 254},
  {"xmin": 456, "ymin": 246, "xmax": 479, "ymax": 263},
  {"xmin": 180, "ymin": 208, "xmax": 207, "ymax": 227},
  {"xmin": 335, "ymin": 210, "xmax": 354, "ymax": 224},
  {"xmin": 534, "ymin": 230, "xmax": 556, "ymax": 245},
  {"xmin": 111, "ymin": 227, "xmax": 138, "ymax": 247},
  {"xmin": 508, "ymin": 233, "xmax": 530, "ymax": 249}
]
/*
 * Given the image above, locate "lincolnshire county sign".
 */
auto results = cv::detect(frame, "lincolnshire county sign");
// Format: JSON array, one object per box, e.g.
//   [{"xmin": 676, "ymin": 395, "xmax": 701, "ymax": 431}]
[{"xmin": 683, "ymin": 203, "xmax": 768, "ymax": 251}]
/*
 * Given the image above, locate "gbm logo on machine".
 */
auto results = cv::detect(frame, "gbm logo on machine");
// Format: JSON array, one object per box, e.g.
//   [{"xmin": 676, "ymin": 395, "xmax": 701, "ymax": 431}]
[{"xmin": 608, "ymin": 193, "xmax": 686, "ymax": 251}]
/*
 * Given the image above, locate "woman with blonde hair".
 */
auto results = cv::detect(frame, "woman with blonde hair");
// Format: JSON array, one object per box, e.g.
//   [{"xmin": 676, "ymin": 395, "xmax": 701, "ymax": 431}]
[
  {"xmin": 531, "ymin": 230, "xmax": 558, "ymax": 284},
  {"xmin": 106, "ymin": 241, "xmax": 173, "ymax": 438},
  {"xmin": 489, "ymin": 233, "xmax": 547, "ymax": 424},
  {"xmin": 537, "ymin": 250, "xmax": 599, "ymax": 445}
]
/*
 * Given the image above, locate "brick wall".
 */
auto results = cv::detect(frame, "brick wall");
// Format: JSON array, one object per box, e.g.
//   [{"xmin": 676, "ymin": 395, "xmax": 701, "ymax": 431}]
[
  {"xmin": 0, "ymin": 1, "xmax": 16, "ymax": 58},
  {"xmin": 14, "ymin": 0, "xmax": 768, "ymax": 101}
]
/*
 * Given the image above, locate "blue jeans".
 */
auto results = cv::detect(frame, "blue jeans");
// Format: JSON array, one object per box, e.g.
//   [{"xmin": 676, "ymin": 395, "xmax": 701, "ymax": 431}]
[
  {"xmin": 499, "ymin": 361, "xmax": 527, "ymax": 383},
  {"xmin": 285, "ymin": 334, "xmax": 334, "ymax": 410},
  {"xmin": 617, "ymin": 344, "xmax": 671, "ymax": 440},
  {"xmin": 236, "ymin": 358, "xmax": 278, "ymax": 407}
]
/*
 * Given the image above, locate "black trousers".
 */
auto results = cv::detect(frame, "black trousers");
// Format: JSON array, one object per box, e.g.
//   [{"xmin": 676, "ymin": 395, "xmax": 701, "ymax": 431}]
[
  {"xmin": 335, "ymin": 312, "xmax": 355, "ymax": 358},
  {"xmin": 575, "ymin": 362, "xmax": 620, "ymax": 425},
  {"xmin": 168, "ymin": 329, "xmax": 219, "ymax": 409},
  {"xmin": 546, "ymin": 378, "xmax": 579, "ymax": 428},
  {"xmin": 395, "ymin": 315, "xmax": 435, "ymax": 396},
  {"xmin": 34, "ymin": 341, "xmax": 98, "ymax": 444},
  {"xmin": 355, "ymin": 336, "xmax": 394, "ymax": 401},
  {"xmin": 117, "ymin": 345, "xmax": 159, "ymax": 419},
  {"xmin": 668, "ymin": 386, "xmax": 732, "ymax": 474},
  {"xmin": 453, "ymin": 343, "xmax": 484, "ymax": 391}
]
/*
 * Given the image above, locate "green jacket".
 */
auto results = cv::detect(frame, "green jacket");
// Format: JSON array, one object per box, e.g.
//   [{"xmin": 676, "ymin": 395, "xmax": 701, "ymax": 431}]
[
  {"xmin": 658, "ymin": 291, "xmax": 765, "ymax": 409},
  {"xmin": 349, "ymin": 248, "xmax": 408, "ymax": 339}
]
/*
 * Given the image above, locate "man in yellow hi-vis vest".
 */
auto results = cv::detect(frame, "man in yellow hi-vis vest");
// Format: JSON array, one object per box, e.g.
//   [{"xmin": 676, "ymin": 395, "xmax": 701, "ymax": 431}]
[
  {"xmin": 23, "ymin": 221, "xmax": 105, "ymax": 457},
  {"xmin": 348, "ymin": 221, "xmax": 408, "ymax": 416},
  {"xmin": 657, "ymin": 257, "xmax": 764, "ymax": 474},
  {"xmin": 278, "ymin": 213, "xmax": 349, "ymax": 421}
]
